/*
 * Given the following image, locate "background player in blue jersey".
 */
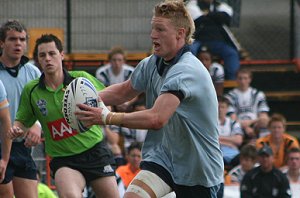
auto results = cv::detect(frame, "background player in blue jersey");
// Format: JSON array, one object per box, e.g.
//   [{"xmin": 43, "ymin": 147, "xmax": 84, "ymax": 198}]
[{"xmin": 0, "ymin": 20, "xmax": 41, "ymax": 198}]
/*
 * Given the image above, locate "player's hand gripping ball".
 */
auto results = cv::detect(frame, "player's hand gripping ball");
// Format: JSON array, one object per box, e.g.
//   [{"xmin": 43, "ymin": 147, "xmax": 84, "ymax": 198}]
[{"xmin": 62, "ymin": 77, "xmax": 98, "ymax": 132}]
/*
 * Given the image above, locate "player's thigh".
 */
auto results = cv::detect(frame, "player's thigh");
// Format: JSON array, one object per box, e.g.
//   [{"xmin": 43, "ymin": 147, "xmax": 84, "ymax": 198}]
[
  {"xmin": 0, "ymin": 181, "xmax": 14, "ymax": 198},
  {"xmin": 125, "ymin": 170, "xmax": 172, "ymax": 198},
  {"xmin": 13, "ymin": 177, "xmax": 38, "ymax": 198},
  {"xmin": 90, "ymin": 175, "xmax": 119, "ymax": 198},
  {"xmin": 55, "ymin": 167, "xmax": 86, "ymax": 198}
]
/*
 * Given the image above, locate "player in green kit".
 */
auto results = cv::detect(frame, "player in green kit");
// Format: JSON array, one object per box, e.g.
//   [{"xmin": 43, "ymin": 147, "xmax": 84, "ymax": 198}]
[{"xmin": 8, "ymin": 34, "xmax": 119, "ymax": 198}]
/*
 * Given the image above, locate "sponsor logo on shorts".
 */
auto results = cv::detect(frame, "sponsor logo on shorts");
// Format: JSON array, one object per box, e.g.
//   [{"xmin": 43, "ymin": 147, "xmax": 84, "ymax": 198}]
[
  {"xmin": 47, "ymin": 118, "xmax": 78, "ymax": 140},
  {"xmin": 103, "ymin": 165, "xmax": 114, "ymax": 173}
]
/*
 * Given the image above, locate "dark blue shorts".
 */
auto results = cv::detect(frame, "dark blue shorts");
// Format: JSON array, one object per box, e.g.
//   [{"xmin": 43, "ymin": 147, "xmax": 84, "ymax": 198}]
[
  {"xmin": 0, "ymin": 141, "xmax": 37, "ymax": 184},
  {"xmin": 141, "ymin": 161, "xmax": 221, "ymax": 198},
  {"xmin": 50, "ymin": 141, "xmax": 116, "ymax": 184}
]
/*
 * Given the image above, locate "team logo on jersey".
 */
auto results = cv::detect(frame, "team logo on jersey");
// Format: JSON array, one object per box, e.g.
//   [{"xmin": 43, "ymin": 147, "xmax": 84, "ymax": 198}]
[
  {"xmin": 47, "ymin": 118, "xmax": 79, "ymax": 140},
  {"xmin": 36, "ymin": 99, "xmax": 47, "ymax": 116}
]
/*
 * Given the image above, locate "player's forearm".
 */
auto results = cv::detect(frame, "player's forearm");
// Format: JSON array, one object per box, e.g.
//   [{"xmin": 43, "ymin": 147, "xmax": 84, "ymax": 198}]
[
  {"xmin": 104, "ymin": 127, "xmax": 120, "ymax": 145},
  {"xmin": 0, "ymin": 112, "xmax": 12, "ymax": 162},
  {"xmin": 219, "ymin": 135, "xmax": 243, "ymax": 147},
  {"xmin": 1, "ymin": 136, "xmax": 12, "ymax": 163},
  {"xmin": 106, "ymin": 93, "xmax": 179, "ymax": 130},
  {"xmin": 107, "ymin": 109, "xmax": 165, "ymax": 130},
  {"xmin": 99, "ymin": 80, "xmax": 140, "ymax": 106},
  {"xmin": 14, "ymin": 120, "xmax": 28, "ymax": 134}
]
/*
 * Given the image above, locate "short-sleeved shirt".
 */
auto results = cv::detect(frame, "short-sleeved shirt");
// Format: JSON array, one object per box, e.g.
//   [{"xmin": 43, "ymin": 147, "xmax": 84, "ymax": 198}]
[
  {"xmin": 130, "ymin": 48, "xmax": 224, "ymax": 187},
  {"xmin": 0, "ymin": 80, "xmax": 9, "ymax": 109},
  {"xmin": 218, "ymin": 116, "xmax": 243, "ymax": 137},
  {"xmin": 282, "ymin": 169, "xmax": 300, "ymax": 183},
  {"xmin": 116, "ymin": 164, "xmax": 140, "ymax": 188},
  {"xmin": 108, "ymin": 125, "xmax": 147, "ymax": 149},
  {"xmin": 95, "ymin": 64, "xmax": 134, "ymax": 87},
  {"xmin": 240, "ymin": 166, "xmax": 291, "ymax": 198},
  {"xmin": 16, "ymin": 70, "xmax": 105, "ymax": 157},
  {"xmin": 0, "ymin": 56, "xmax": 41, "ymax": 124},
  {"xmin": 256, "ymin": 133, "xmax": 299, "ymax": 168},
  {"xmin": 227, "ymin": 163, "xmax": 259, "ymax": 184},
  {"xmin": 209, "ymin": 62, "xmax": 224, "ymax": 83},
  {"xmin": 225, "ymin": 87, "xmax": 269, "ymax": 120}
]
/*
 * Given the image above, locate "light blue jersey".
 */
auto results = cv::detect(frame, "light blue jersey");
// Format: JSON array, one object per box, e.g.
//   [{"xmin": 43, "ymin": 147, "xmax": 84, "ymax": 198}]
[
  {"xmin": 131, "ymin": 51, "xmax": 224, "ymax": 187},
  {"xmin": 0, "ymin": 56, "xmax": 41, "ymax": 124},
  {"xmin": 0, "ymin": 79, "xmax": 9, "ymax": 109}
]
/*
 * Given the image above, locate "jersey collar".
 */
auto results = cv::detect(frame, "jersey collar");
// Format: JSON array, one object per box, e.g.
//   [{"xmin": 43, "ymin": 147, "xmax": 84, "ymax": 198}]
[
  {"xmin": 0, "ymin": 56, "xmax": 30, "ymax": 77},
  {"xmin": 155, "ymin": 45, "xmax": 191, "ymax": 76},
  {"xmin": 38, "ymin": 68, "xmax": 74, "ymax": 89}
]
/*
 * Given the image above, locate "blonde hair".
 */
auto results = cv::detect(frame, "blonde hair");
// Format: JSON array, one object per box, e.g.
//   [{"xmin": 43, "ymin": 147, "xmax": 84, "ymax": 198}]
[{"xmin": 153, "ymin": 0, "xmax": 195, "ymax": 45}]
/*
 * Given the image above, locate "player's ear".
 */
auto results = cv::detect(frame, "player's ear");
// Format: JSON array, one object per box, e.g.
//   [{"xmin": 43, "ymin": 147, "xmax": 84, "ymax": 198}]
[
  {"xmin": 61, "ymin": 50, "xmax": 64, "ymax": 60},
  {"xmin": 176, "ymin": 28, "xmax": 185, "ymax": 40}
]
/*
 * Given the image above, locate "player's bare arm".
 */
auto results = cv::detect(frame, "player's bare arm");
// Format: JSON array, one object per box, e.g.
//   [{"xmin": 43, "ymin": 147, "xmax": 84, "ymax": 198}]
[
  {"xmin": 0, "ymin": 106, "xmax": 11, "ymax": 182},
  {"xmin": 76, "ymin": 93, "xmax": 180, "ymax": 130},
  {"xmin": 99, "ymin": 79, "xmax": 140, "ymax": 106},
  {"xmin": 8, "ymin": 121, "xmax": 28, "ymax": 139},
  {"xmin": 24, "ymin": 122, "xmax": 42, "ymax": 147},
  {"xmin": 8, "ymin": 121, "xmax": 41, "ymax": 147}
]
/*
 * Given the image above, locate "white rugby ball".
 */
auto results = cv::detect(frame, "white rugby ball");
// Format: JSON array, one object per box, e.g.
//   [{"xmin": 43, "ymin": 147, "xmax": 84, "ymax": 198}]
[{"xmin": 62, "ymin": 77, "xmax": 98, "ymax": 133}]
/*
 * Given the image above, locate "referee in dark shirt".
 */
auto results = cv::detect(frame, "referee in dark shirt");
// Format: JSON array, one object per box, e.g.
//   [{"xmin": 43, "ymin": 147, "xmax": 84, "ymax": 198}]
[{"xmin": 240, "ymin": 145, "xmax": 292, "ymax": 198}]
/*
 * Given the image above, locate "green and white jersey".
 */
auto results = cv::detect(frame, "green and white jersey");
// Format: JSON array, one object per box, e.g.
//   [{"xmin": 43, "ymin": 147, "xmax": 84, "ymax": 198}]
[{"xmin": 16, "ymin": 70, "xmax": 105, "ymax": 157}]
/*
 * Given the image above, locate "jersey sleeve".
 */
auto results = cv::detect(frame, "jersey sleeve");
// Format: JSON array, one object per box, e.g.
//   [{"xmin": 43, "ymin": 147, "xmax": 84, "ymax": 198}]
[
  {"xmin": 0, "ymin": 80, "xmax": 8, "ymax": 109},
  {"xmin": 286, "ymin": 135, "xmax": 300, "ymax": 149},
  {"xmin": 95, "ymin": 65, "xmax": 110, "ymax": 87},
  {"xmin": 257, "ymin": 91, "xmax": 270, "ymax": 113},
  {"xmin": 256, "ymin": 136, "xmax": 267, "ymax": 149},
  {"xmin": 130, "ymin": 57, "xmax": 151, "ymax": 92},
  {"xmin": 231, "ymin": 121, "xmax": 243, "ymax": 136},
  {"xmin": 224, "ymin": 91, "xmax": 237, "ymax": 115},
  {"xmin": 160, "ymin": 64, "xmax": 198, "ymax": 100},
  {"xmin": 15, "ymin": 83, "xmax": 38, "ymax": 128},
  {"xmin": 211, "ymin": 63, "xmax": 224, "ymax": 83}
]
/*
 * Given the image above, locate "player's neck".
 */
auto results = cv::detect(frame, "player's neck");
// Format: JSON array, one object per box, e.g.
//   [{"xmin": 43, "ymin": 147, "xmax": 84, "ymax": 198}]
[
  {"xmin": 219, "ymin": 116, "xmax": 226, "ymax": 124},
  {"xmin": 238, "ymin": 86, "xmax": 249, "ymax": 92},
  {"xmin": 44, "ymin": 71, "xmax": 64, "ymax": 90},
  {"xmin": 271, "ymin": 135, "xmax": 283, "ymax": 145},
  {"xmin": 112, "ymin": 67, "xmax": 121, "ymax": 75},
  {"xmin": 0, "ymin": 54, "xmax": 21, "ymax": 68},
  {"xmin": 129, "ymin": 164, "xmax": 140, "ymax": 173},
  {"xmin": 288, "ymin": 168, "xmax": 300, "ymax": 178}
]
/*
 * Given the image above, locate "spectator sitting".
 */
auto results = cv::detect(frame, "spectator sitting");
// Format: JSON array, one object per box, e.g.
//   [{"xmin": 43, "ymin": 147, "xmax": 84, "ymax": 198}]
[
  {"xmin": 240, "ymin": 145, "xmax": 291, "ymax": 198},
  {"xmin": 225, "ymin": 68, "xmax": 270, "ymax": 145},
  {"xmin": 116, "ymin": 142, "xmax": 142, "ymax": 188},
  {"xmin": 95, "ymin": 46, "xmax": 134, "ymax": 87},
  {"xmin": 256, "ymin": 113, "xmax": 299, "ymax": 168},
  {"xmin": 225, "ymin": 144, "xmax": 258, "ymax": 185},
  {"xmin": 218, "ymin": 96, "xmax": 243, "ymax": 167},
  {"xmin": 186, "ymin": 0, "xmax": 240, "ymax": 79},
  {"xmin": 96, "ymin": 46, "xmax": 140, "ymax": 113},
  {"xmin": 282, "ymin": 147, "xmax": 300, "ymax": 183},
  {"xmin": 105, "ymin": 101, "xmax": 147, "ymax": 156},
  {"xmin": 197, "ymin": 46, "xmax": 224, "ymax": 97}
]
